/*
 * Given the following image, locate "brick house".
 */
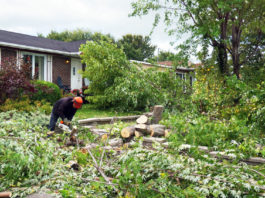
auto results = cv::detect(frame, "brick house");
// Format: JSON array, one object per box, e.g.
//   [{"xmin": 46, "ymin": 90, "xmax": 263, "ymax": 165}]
[{"xmin": 0, "ymin": 29, "xmax": 87, "ymax": 90}]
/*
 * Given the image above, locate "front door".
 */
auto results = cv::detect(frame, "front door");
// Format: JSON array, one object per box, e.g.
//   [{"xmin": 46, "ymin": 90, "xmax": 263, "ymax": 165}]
[{"xmin": 71, "ymin": 58, "xmax": 82, "ymax": 90}]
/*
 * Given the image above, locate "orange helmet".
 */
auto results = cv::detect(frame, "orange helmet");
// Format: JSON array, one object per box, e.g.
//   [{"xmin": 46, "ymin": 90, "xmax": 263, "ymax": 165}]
[{"xmin": 73, "ymin": 97, "xmax": 83, "ymax": 109}]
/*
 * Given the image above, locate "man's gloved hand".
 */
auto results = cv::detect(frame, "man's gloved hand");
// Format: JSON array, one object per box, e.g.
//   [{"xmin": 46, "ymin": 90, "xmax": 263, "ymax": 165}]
[{"xmin": 62, "ymin": 118, "xmax": 71, "ymax": 126}]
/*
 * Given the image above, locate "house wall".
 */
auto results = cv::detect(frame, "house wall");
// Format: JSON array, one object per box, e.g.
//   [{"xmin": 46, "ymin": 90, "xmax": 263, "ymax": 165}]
[
  {"xmin": 0, "ymin": 48, "xmax": 17, "ymax": 67},
  {"xmin": 52, "ymin": 55, "xmax": 71, "ymax": 87}
]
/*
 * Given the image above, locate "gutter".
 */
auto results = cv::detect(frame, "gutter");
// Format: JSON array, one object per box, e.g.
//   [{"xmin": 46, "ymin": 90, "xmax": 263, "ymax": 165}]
[{"xmin": 0, "ymin": 41, "xmax": 80, "ymax": 57}]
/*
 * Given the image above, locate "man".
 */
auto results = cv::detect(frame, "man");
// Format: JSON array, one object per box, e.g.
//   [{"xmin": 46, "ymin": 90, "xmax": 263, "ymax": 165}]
[{"xmin": 47, "ymin": 96, "xmax": 83, "ymax": 135}]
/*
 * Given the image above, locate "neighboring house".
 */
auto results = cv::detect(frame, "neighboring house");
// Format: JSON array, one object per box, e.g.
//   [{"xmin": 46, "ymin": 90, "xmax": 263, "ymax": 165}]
[
  {"xmin": 0, "ymin": 29, "xmax": 86, "ymax": 90},
  {"xmin": 130, "ymin": 60, "xmax": 196, "ymax": 86}
]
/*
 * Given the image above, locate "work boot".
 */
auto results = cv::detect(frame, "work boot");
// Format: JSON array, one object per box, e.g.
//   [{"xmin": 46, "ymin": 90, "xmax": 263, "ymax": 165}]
[{"xmin": 47, "ymin": 131, "xmax": 55, "ymax": 137}]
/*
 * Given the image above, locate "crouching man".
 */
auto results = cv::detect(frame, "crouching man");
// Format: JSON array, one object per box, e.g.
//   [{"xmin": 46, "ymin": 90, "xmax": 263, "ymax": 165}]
[{"xmin": 47, "ymin": 96, "xmax": 83, "ymax": 136}]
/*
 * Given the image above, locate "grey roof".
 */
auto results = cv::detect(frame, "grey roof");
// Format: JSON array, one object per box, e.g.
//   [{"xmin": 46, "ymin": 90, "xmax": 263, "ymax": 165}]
[{"xmin": 0, "ymin": 29, "xmax": 87, "ymax": 53}]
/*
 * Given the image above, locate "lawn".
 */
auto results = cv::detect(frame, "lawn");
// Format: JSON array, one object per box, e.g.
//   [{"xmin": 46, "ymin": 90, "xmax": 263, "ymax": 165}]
[{"xmin": 74, "ymin": 104, "xmax": 143, "ymax": 120}]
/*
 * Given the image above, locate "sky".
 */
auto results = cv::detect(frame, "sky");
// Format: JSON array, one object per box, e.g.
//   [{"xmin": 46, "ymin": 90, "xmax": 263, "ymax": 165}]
[{"xmin": 0, "ymin": 0, "xmax": 181, "ymax": 55}]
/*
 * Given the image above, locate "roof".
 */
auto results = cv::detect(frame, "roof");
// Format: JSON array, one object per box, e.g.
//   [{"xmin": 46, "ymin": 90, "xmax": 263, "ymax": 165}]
[
  {"xmin": 130, "ymin": 60, "xmax": 195, "ymax": 72},
  {"xmin": 0, "ymin": 29, "xmax": 87, "ymax": 56}
]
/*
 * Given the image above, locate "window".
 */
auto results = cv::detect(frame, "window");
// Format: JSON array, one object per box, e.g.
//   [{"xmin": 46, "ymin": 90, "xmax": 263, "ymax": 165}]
[{"xmin": 22, "ymin": 53, "xmax": 46, "ymax": 80}]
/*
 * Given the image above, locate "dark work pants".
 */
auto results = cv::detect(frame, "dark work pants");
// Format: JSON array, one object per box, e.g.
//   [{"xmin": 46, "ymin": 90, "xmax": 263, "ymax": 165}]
[{"xmin": 48, "ymin": 111, "xmax": 59, "ymax": 131}]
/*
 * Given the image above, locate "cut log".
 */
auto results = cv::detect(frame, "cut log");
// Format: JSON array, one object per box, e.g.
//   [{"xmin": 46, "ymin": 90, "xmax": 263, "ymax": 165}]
[
  {"xmin": 136, "ymin": 115, "xmax": 149, "ymax": 124},
  {"xmin": 78, "ymin": 114, "xmax": 152, "ymax": 125},
  {"xmin": 143, "ymin": 137, "xmax": 167, "ymax": 143},
  {"xmin": 135, "ymin": 124, "xmax": 151, "ymax": 134},
  {"xmin": 135, "ymin": 130, "xmax": 144, "ymax": 138},
  {"xmin": 109, "ymin": 138, "xmax": 123, "ymax": 147},
  {"xmin": 0, "ymin": 192, "xmax": 12, "ymax": 198},
  {"xmin": 121, "ymin": 126, "xmax": 135, "ymax": 138},
  {"xmin": 90, "ymin": 129, "xmax": 109, "ymax": 137},
  {"xmin": 150, "ymin": 124, "xmax": 166, "ymax": 137},
  {"xmin": 151, "ymin": 105, "xmax": 164, "ymax": 124}
]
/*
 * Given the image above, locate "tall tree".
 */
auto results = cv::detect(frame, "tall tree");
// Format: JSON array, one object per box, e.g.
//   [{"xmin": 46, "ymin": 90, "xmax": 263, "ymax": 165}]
[
  {"xmin": 117, "ymin": 34, "xmax": 156, "ymax": 61},
  {"xmin": 130, "ymin": 0, "xmax": 265, "ymax": 78}
]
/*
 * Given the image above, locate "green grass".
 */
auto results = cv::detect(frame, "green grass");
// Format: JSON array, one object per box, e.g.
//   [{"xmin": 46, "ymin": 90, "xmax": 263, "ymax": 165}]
[{"xmin": 75, "ymin": 104, "xmax": 142, "ymax": 120}]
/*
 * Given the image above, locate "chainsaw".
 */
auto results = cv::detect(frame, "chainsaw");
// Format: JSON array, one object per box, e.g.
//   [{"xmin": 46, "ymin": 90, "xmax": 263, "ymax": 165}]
[{"xmin": 58, "ymin": 121, "xmax": 72, "ymax": 133}]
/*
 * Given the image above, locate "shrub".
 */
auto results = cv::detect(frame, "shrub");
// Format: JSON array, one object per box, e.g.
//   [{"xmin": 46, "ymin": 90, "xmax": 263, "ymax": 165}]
[
  {"xmin": 30, "ymin": 80, "xmax": 61, "ymax": 104},
  {"xmin": 0, "ymin": 60, "xmax": 34, "ymax": 104},
  {"xmin": 0, "ymin": 97, "xmax": 34, "ymax": 112},
  {"xmin": 0, "ymin": 96, "xmax": 52, "ymax": 114}
]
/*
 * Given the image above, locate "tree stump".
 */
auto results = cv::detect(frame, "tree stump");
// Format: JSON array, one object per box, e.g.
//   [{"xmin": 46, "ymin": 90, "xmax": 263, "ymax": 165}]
[{"xmin": 151, "ymin": 105, "xmax": 164, "ymax": 124}]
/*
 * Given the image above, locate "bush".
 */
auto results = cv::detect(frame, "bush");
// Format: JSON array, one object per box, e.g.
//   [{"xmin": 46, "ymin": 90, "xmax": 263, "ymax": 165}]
[
  {"xmin": 0, "ymin": 97, "xmax": 35, "ymax": 112},
  {"xmin": 0, "ymin": 96, "xmax": 52, "ymax": 114},
  {"xmin": 0, "ymin": 61, "xmax": 34, "ymax": 104},
  {"xmin": 30, "ymin": 80, "xmax": 61, "ymax": 104}
]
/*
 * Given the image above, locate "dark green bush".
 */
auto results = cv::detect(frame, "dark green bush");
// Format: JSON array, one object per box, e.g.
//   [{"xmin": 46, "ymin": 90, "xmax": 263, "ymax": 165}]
[{"xmin": 30, "ymin": 80, "xmax": 61, "ymax": 104}]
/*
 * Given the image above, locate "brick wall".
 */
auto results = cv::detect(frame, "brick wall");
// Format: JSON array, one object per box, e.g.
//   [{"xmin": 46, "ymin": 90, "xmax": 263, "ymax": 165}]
[
  {"xmin": 0, "ymin": 48, "xmax": 17, "ymax": 68},
  {"xmin": 52, "ymin": 55, "xmax": 71, "ymax": 87}
]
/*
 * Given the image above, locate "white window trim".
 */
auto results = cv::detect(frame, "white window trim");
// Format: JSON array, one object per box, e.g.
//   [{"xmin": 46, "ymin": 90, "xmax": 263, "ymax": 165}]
[{"xmin": 21, "ymin": 52, "xmax": 47, "ymax": 81}]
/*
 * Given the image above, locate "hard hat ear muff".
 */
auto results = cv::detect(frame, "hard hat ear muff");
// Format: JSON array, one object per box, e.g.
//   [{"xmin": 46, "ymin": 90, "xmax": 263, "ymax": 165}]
[
  {"xmin": 73, "ymin": 97, "xmax": 83, "ymax": 109},
  {"xmin": 73, "ymin": 97, "xmax": 83, "ymax": 104}
]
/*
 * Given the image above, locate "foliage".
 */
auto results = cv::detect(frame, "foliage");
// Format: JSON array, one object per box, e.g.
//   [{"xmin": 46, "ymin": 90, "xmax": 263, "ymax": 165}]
[
  {"xmin": 117, "ymin": 34, "xmax": 156, "ymax": 61},
  {"xmin": 0, "ymin": 110, "xmax": 264, "ymax": 197},
  {"xmin": 0, "ymin": 111, "xmax": 54, "ymax": 190},
  {"xmin": 113, "ymin": 148, "xmax": 263, "ymax": 197},
  {"xmin": 0, "ymin": 58, "xmax": 34, "ymax": 104},
  {"xmin": 40, "ymin": 28, "xmax": 115, "ymax": 43},
  {"xmin": 130, "ymin": 0, "xmax": 265, "ymax": 78},
  {"xmin": 30, "ymin": 80, "xmax": 61, "ymax": 105},
  {"xmin": 80, "ymin": 39, "xmax": 190, "ymax": 111},
  {"xmin": 0, "ymin": 96, "xmax": 52, "ymax": 114},
  {"xmin": 162, "ymin": 113, "xmax": 264, "ymax": 158},
  {"xmin": 152, "ymin": 50, "xmax": 176, "ymax": 62}
]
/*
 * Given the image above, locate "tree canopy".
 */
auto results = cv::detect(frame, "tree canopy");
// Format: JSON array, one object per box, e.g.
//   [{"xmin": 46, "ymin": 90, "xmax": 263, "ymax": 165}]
[
  {"xmin": 130, "ymin": 0, "xmax": 265, "ymax": 78},
  {"xmin": 117, "ymin": 34, "xmax": 156, "ymax": 61},
  {"xmin": 38, "ymin": 28, "xmax": 115, "ymax": 43}
]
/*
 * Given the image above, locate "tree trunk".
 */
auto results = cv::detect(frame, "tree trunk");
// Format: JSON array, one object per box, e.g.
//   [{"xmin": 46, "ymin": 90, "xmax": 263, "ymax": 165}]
[
  {"xmin": 121, "ymin": 126, "xmax": 135, "ymax": 138},
  {"xmin": 231, "ymin": 22, "xmax": 242, "ymax": 79}
]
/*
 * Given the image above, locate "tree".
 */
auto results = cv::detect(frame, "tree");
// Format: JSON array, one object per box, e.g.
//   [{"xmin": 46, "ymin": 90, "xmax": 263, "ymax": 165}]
[
  {"xmin": 117, "ymin": 34, "xmax": 156, "ymax": 61},
  {"xmin": 39, "ymin": 29, "xmax": 115, "ymax": 43},
  {"xmin": 156, "ymin": 50, "xmax": 176, "ymax": 61},
  {"xmin": 130, "ymin": 0, "xmax": 265, "ymax": 78}
]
